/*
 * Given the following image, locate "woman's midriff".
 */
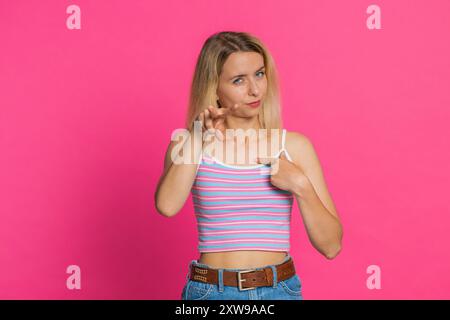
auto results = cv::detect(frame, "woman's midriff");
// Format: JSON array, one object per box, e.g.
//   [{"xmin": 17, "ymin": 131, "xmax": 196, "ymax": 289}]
[{"xmin": 198, "ymin": 251, "xmax": 288, "ymax": 269}]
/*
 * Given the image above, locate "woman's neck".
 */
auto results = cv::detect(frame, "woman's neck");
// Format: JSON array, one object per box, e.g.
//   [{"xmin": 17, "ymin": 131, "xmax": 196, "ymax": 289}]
[{"xmin": 224, "ymin": 115, "xmax": 261, "ymax": 131}]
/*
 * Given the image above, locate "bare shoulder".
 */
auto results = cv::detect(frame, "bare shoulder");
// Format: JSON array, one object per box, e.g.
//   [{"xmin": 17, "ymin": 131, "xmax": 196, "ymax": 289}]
[
  {"xmin": 284, "ymin": 130, "xmax": 315, "ymax": 167},
  {"xmin": 285, "ymin": 130, "xmax": 311, "ymax": 148}
]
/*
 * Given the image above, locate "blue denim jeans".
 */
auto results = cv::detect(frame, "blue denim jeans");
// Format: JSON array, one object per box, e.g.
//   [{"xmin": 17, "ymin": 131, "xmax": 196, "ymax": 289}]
[{"xmin": 181, "ymin": 254, "xmax": 303, "ymax": 300}]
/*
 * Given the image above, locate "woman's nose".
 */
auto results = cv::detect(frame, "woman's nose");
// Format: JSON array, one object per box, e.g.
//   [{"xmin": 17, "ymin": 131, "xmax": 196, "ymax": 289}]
[{"xmin": 248, "ymin": 80, "xmax": 259, "ymax": 96}]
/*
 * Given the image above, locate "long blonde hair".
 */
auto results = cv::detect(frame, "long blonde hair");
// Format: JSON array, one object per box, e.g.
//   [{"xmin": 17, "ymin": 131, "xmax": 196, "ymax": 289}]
[{"xmin": 185, "ymin": 31, "xmax": 283, "ymax": 132}]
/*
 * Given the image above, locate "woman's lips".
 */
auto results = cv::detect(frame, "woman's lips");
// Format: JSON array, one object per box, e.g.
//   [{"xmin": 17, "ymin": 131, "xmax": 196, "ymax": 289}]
[{"xmin": 247, "ymin": 100, "xmax": 261, "ymax": 108}]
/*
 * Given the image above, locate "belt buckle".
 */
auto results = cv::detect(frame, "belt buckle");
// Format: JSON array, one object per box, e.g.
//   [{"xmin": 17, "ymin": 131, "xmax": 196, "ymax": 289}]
[{"xmin": 237, "ymin": 269, "xmax": 256, "ymax": 291}]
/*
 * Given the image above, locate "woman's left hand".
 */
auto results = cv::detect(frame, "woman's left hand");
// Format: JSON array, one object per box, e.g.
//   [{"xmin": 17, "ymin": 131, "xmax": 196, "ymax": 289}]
[{"xmin": 256, "ymin": 153, "xmax": 311, "ymax": 196}]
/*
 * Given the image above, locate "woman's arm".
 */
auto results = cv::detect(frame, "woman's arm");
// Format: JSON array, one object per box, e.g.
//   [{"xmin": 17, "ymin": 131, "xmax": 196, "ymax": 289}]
[
  {"xmin": 154, "ymin": 128, "xmax": 202, "ymax": 218},
  {"xmin": 287, "ymin": 132, "xmax": 343, "ymax": 259},
  {"xmin": 154, "ymin": 104, "xmax": 232, "ymax": 217}
]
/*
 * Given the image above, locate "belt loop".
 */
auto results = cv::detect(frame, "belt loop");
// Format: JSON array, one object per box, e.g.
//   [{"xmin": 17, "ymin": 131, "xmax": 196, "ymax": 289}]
[
  {"xmin": 187, "ymin": 260, "xmax": 195, "ymax": 280},
  {"xmin": 218, "ymin": 269, "xmax": 224, "ymax": 292},
  {"xmin": 270, "ymin": 265, "xmax": 278, "ymax": 288}
]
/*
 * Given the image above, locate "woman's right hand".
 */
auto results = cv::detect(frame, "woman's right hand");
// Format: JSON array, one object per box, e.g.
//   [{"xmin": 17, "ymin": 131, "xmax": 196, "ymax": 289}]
[{"xmin": 197, "ymin": 103, "xmax": 239, "ymax": 142}]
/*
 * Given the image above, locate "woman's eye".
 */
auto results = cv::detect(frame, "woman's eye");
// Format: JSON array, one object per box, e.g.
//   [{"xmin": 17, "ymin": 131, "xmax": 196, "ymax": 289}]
[{"xmin": 233, "ymin": 71, "xmax": 264, "ymax": 85}]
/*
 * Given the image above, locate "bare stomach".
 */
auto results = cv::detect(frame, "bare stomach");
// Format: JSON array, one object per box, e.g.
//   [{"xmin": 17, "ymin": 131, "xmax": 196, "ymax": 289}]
[{"xmin": 198, "ymin": 251, "xmax": 288, "ymax": 269}]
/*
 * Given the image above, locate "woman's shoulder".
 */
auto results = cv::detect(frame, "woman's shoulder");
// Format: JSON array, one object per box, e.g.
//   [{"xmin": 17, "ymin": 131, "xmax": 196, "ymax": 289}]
[
  {"xmin": 284, "ymin": 130, "xmax": 316, "ymax": 165},
  {"xmin": 284, "ymin": 130, "xmax": 312, "ymax": 148}
]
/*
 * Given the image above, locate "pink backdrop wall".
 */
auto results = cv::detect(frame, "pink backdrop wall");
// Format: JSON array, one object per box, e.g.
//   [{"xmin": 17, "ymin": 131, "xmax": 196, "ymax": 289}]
[{"xmin": 1, "ymin": 0, "xmax": 449, "ymax": 299}]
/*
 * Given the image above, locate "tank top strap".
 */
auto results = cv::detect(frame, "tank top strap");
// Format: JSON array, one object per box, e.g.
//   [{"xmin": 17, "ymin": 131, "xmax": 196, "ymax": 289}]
[
  {"xmin": 279, "ymin": 128, "xmax": 294, "ymax": 162},
  {"xmin": 282, "ymin": 128, "xmax": 287, "ymax": 150}
]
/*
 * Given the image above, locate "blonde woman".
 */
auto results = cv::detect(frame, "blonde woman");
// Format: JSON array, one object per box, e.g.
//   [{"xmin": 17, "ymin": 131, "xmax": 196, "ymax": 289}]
[{"xmin": 155, "ymin": 31, "xmax": 343, "ymax": 300}]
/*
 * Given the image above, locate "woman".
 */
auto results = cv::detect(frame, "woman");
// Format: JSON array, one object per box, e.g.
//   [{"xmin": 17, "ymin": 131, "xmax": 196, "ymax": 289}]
[{"xmin": 155, "ymin": 31, "xmax": 343, "ymax": 300}]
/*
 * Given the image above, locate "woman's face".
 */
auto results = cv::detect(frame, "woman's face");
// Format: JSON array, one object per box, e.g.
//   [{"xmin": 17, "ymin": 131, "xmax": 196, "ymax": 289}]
[{"xmin": 216, "ymin": 51, "xmax": 267, "ymax": 117}]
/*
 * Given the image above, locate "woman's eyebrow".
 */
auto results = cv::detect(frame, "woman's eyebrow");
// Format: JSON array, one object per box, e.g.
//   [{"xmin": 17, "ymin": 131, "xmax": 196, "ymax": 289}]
[{"xmin": 230, "ymin": 65, "xmax": 265, "ymax": 80}]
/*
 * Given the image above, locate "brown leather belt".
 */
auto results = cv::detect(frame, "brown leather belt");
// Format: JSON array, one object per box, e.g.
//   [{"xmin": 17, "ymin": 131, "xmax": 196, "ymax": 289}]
[{"xmin": 189, "ymin": 257, "xmax": 296, "ymax": 291}]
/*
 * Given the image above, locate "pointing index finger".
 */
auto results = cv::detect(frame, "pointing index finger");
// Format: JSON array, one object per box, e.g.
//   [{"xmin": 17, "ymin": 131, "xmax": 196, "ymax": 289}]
[{"xmin": 212, "ymin": 102, "xmax": 240, "ymax": 117}]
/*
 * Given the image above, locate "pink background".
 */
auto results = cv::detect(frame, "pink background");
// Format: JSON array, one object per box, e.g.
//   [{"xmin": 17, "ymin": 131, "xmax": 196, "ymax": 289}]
[{"xmin": 1, "ymin": 0, "xmax": 449, "ymax": 299}]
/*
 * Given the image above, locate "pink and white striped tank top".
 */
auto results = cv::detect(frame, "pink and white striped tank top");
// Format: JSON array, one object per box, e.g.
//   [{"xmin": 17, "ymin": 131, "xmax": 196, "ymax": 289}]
[{"xmin": 191, "ymin": 129, "xmax": 295, "ymax": 253}]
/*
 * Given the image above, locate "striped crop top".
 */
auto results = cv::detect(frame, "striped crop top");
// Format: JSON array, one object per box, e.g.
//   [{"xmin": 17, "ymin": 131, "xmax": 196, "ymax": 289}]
[{"xmin": 191, "ymin": 129, "xmax": 295, "ymax": 253}]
